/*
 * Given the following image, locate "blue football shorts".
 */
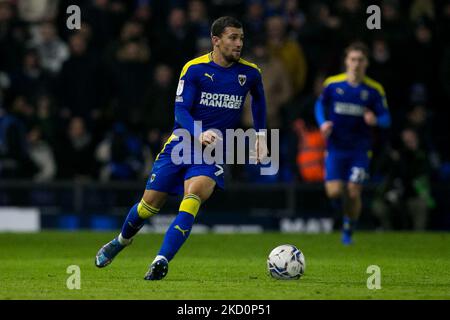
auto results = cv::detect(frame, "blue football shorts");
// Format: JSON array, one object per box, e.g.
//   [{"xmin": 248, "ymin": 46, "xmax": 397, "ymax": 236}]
[
  {"xmin": 145, "ymin": 134, "xmax": 225, "ymax": 195},
  {"xmin": 325, "ymin": 149, "xmax": 371, "ymax": 184}
]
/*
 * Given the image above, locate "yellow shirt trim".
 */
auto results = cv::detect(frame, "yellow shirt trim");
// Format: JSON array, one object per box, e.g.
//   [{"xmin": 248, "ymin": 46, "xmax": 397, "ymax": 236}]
[
  {"xmin": 323, "ymin": 73, "xmax": 347, "ymax": 87},
  {"xmin": 363, "ymin": 76, "xmax": 386, "ymax": 97},
  {"xmin": 179, "ymin": 53, "xmax": 212, "ymax": 79},
  {"xmin": 238, "ymin": 58, "xmax": 261, "ymax": 73},
  {"xmin": 155, "ymin": 134, "xmax": 177, "ymax": 161}
]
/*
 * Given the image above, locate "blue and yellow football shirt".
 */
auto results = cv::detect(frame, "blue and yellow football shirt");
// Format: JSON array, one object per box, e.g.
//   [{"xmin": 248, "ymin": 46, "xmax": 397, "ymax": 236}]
[
  {"xmin": 145, "ymin": 53, "xmax": 267, "ymax": 194},
  {"xmin": 173, "ymin": 52, "xmax": 266, "ymax": 137},
  {"xmin": 315, "ymin": 73, "xmax": 391, "ymax": 152}
]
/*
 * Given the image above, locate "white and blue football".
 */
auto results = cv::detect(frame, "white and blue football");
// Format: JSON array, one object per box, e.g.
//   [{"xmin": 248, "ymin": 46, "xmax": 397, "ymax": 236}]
[{"xmin": 267, "ymin": 244, "xmax": 305, "ymax": 280}]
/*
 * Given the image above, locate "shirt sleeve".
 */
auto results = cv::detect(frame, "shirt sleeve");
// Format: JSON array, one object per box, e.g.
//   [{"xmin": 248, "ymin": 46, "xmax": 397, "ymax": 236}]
[
  {"xmin": 372, "ymin": 88, "xmax": 391, "ymax": 128},
  {"xmin": 174, "ymin": 67, "xmax": 203, "ymax": 138},
  {"xmin": 250, "ymin": 71, "xmax": 267, "ymax": 131},
  {"xmin": 315, "ymin": 84, "xmax": 331, "ymax": 127}
]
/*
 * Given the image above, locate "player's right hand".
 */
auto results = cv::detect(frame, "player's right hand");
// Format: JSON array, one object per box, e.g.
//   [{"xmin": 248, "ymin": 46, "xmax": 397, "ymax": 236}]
[
  {"xmin": 199, "ymin": 130, "xmax": 222, "ymax": 146},
  {"xmin": 320, "ymin": 121, "xmax": 333, "ymax": 138}
]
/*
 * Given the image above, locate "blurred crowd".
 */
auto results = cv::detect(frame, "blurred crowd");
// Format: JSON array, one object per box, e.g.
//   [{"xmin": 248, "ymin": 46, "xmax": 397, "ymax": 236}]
[{"xmin": 1, "ymin": 0, "xmax": 450, "ymax": 228}]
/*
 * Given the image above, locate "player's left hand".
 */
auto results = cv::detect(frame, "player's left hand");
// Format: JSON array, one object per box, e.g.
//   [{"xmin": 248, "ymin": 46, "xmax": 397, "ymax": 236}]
[
  {"xmin": 253, "ymin": 133, "xmax": 269, "ymax": 164},
  {"xmin": 364, "ymin": 109, "xmax": 377, "ymax": 126}
]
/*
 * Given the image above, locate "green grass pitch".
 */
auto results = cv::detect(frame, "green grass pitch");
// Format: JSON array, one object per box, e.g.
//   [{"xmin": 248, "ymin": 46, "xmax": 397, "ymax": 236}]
[{"xmin": 1, "ymin": 231, "xmax": 449, "ymax": 300}]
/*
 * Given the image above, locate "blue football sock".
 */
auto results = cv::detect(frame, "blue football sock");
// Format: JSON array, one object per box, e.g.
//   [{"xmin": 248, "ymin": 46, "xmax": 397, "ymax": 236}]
[
  {"xmin": 158, "ymin": 211, "xmax": 195, "ymax": 261},
  {"xmin": 120, "ymin": 204, "xmax": 145, "ymax": 239},
  {"xmin": 330, "ymin": 198, "xmax": 342, "ymax": 214},
  {"xmin": 342, "ymin": 216, "xmax": 357, "ymax": 236},
  {"xmin": 120, "ymin": 200, "xmax": 159, "ymax": 240},
  {"xmin": 158, "ymin": 194, "xmax": 201, "ymax": 261}
]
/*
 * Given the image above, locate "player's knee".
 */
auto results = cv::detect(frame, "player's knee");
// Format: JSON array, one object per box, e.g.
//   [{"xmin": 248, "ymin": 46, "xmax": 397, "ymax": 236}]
[
  {"xmin": 347, "ymin": 187, "xmax": 361, "ymax": 201},
  {"xmin": 179, "ymin": 193, "xmax": 201, "ymax": 218},
  {"xmin": 137, "ymin": 199, "xmax": 160, "ymax": 219},
  {"xmin": 326, "ymin": 188, "xmax": 343, "ymax": 199}
]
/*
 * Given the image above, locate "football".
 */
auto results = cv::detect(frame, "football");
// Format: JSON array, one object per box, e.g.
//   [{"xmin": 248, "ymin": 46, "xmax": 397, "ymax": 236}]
[{"xmin": 267, "ymin": 244, "xmax": 305, "ymax": 280}]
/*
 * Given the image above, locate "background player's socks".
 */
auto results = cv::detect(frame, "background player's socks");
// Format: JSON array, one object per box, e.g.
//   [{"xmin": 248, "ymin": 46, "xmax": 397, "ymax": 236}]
[
  {"xmin": 158, "ymin": 194, "xmax": 201, "ymax": 261},
  {"xmin": 120, "ymin": 199, "xmax": 159, "ymax": 241},
  {"xmin": 342, "ymin": 216, "xmax": 357, "ymax": 244},
  {"xmin": 330, "ymin": 198, "xmax": 342, "ymax": 214}
]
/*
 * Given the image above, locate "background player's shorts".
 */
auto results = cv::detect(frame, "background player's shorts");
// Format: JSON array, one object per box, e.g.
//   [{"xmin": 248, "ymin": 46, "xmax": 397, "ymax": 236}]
[
  {"xmin": 325, "ymin": 149, "xmax": 370, "ymax": 184},
  {"xmin": 145, "ymin": 135, "xmax": 225, "ymax": 195}
]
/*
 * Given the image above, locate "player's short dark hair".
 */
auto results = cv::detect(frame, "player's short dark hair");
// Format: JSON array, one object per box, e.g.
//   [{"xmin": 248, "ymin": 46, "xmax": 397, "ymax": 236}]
[
  {"xmin": 345, "ymin": 41, "xmax": 369, "ymax": 59},
  {"xmin": 211, "ymin": 16, "xmax": 243, "ymax": 37}
]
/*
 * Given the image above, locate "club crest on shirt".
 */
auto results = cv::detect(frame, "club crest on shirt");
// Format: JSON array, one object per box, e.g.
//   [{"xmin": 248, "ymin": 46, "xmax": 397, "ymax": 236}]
[
  {"xmin": 360, "ymin": 89, "xmax": 369, "ymax": 101},
  {"xmin": 238, "ymin": 74, "xmax": 246, "ymax": 86},
  {"xmin": 150, "ymin": 173, "xmax": 156, "ymax": 182}
]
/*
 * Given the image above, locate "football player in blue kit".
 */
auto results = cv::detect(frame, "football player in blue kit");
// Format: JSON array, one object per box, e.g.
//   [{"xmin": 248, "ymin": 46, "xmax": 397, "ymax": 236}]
[
  {"xmin": 315, "ymin": 42, "xmax": 391, "ymax": 245},
  {"xmin": 95, "ymin": 16, "xmax": 268, "ymax": 280}
]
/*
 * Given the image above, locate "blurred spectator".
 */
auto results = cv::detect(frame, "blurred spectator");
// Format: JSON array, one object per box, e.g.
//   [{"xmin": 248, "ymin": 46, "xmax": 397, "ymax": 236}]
[
  {"xmin": 9, "ymin": 48, "xmax": 52, "ymax": 103},
  {"xmin": 133, "ymin": 1, "xmax": 154, "ymax": 35},
  {"xmin": 104, "ymin": 19, "xmax": 145, "ymax": 68},
  {"xmin": 369, "ymin": 38, "xmax": 396, "ymax": 98},
  {"xmin": 155, "ymin": 7, "xmax": 197, "ymax": 72},
  {"xmin": 437, "ymin": 1, "xmax": 450, "ymax": 46},
  {"xmin": 410, "ymin": 0, "xmax": 435, "ymax": 23},
  {"xmin": 441, "ymin": 44, "xmax": 450, "ymax": 101},
  {"xmin": 83, "ymin": 0, "xmax": 114, "ymax": 49},
  {"xmin": 440, "ymin": 3, "xmax": 450, "ymax": 102},
  {"xmin": 292, "ymin": 118, "xmax": 325, "ymax": 182},
  {"xmin": 289, "ymin": 74, "xmax": 326, "ymax": 182},
  {"xmin": 368, "ymin": 37, "xmax": 405, "ymax": 120},
  {"xmin": 0, "ymin": 0, "xmax": 26, "ymax": 73},
  {"xmin": 27, "ymin": 125, "xmax": 56, "ymax": 182},
  {"xmin": 264, "ymin": 0, "xmax": 284, "ymax": 16},
  {"xmin": 242, "ymin": 40, "xmax": 292, "ymax": 129},
  {"xmin": 408, "ymin": 20, "xmax": 436, "ymax": 95},
  {"xmin": 95, "ymin": 122, "xmax": 144, "ymax": 181},
  {"xmin": 109, "ymin": 39, "xmax": 152, "ymax": 125},
  {"xmin": 17, "ymin": 0, "xmax": 58, "ymax": 23},
  {"xmin": 209, "ymin": 0, "xmax": 245, "ymax": 18},
  {"xmin": 143, "ymin": 64, "xmax": 176, "ymax": 133},
  {"xmin": 405, "ymin": 105, "xmax": 440, "ymax": 171},
  {"xmin": 336, "ymin": 0, "xmax": 366, "ymax": 43},
  {"xmin": 188, "ymin": 0, "xmax": 210, "ymax": 38},
  {"xmin": 298, "ymin": 2, "xmax": 341, "ymax": 76},
  {"xmin": 371, "ymin": 128, "xmax": 436, "ymax": 230},
  {"xmin": 266, "ymin": 15, "xmax": 307, "ymax": 96},
  {"xmin": 78, "ymin": 21, "xmax": 94, "ymax": 44},
  {"xmin": 31, "ymin": 21, "xmax": 69, "ymax": 74},
  {"xmin": 243, "ymin": 0, "xmax": 265, "ymax": 44},
  {"xmin": 196, "ymin": 36, "xmax": 212, "ymax": 55},
  {"xmin": 58, "ymin": 32, "xmax": 103, "ymax": 119},
  {"xmin": 381, "ymin": 0, "xmax": 411, "ymax": 48},
  {"xmin": 34, "ymin": 94, "xmax": 58, "ymax": 146},
  {"xmin": 283, "ymin": 0, "xmax": 306, "ymax": 38},
  {"xmin": 56, "ymin": 116, "xmax": 95, "ymax": 179},
  {"xmin": 0, "ymin": 96, "xmax": 37, "ymax": 179}
]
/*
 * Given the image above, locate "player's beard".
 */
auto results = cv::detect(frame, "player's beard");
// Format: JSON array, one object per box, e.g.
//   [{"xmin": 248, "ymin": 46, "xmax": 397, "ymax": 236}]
[
  {"xmin": 226, "ymin": 55, "xmax": 239, "ymax": 63},
  {"xmin": 225, "ymin": 50, "xmax": 240, "ymax": 63}
]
